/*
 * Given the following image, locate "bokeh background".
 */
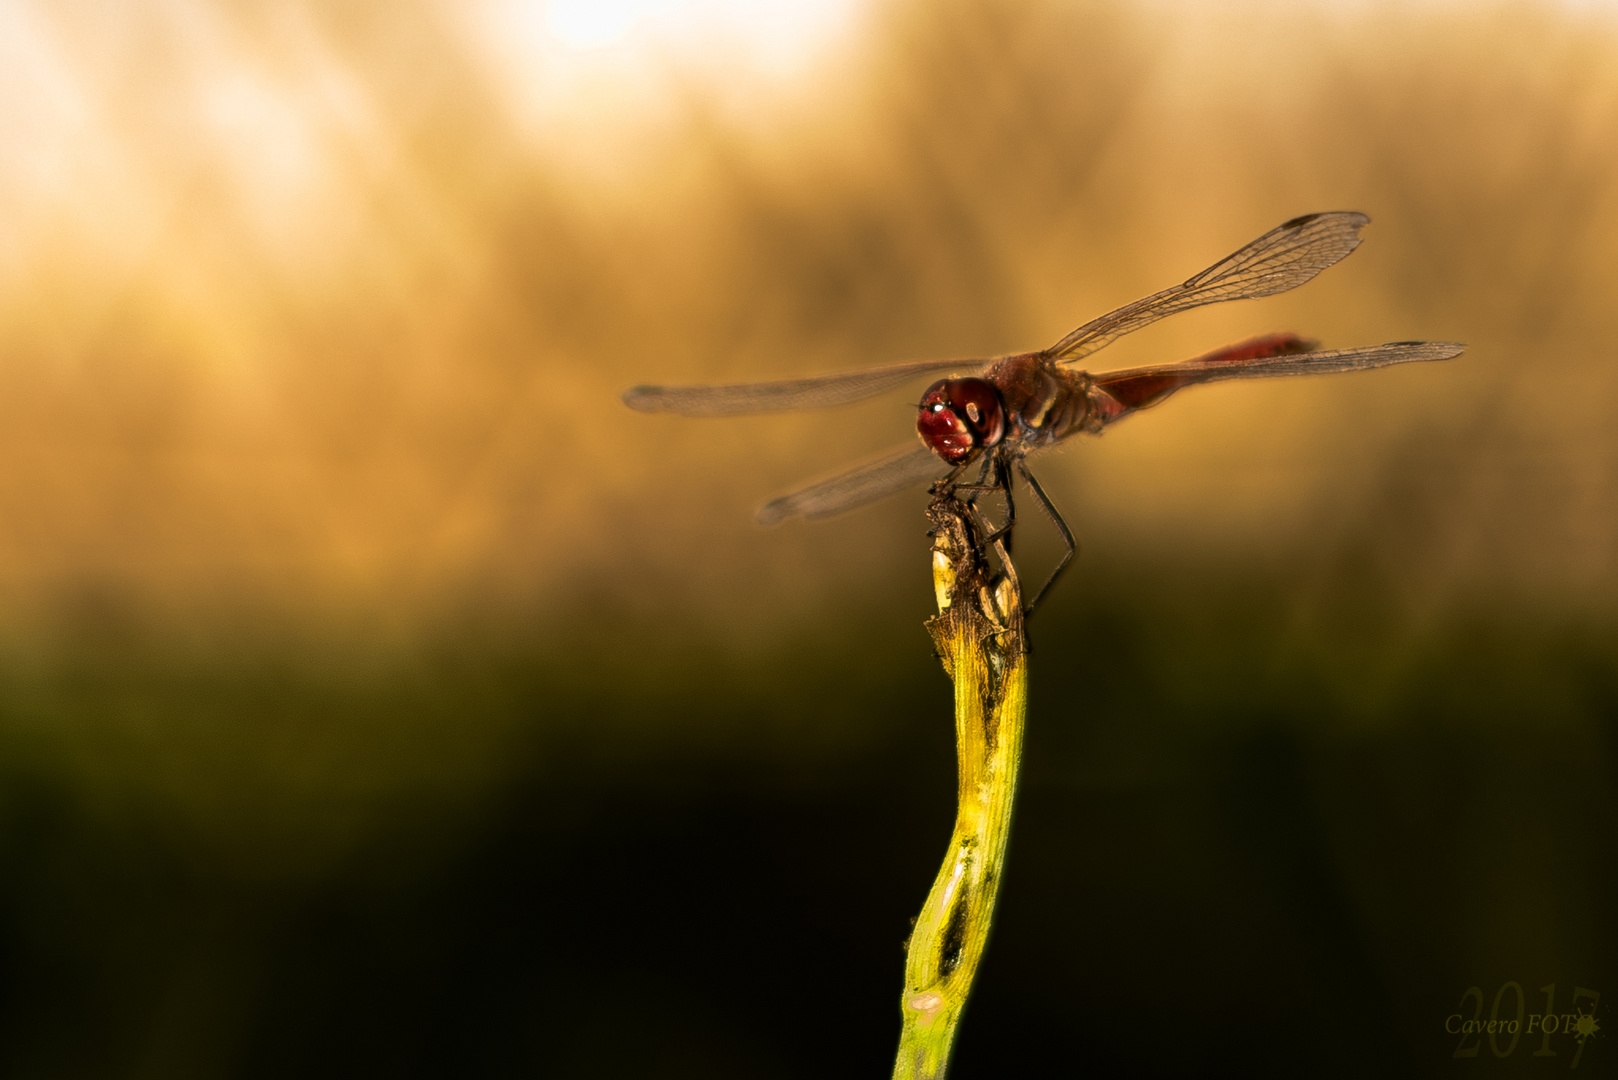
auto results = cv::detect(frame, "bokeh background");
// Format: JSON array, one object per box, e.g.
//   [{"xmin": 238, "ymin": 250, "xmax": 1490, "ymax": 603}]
[{"xmin": 1, "ymin": 0, "xmax": 1615, "ymax": 1075}]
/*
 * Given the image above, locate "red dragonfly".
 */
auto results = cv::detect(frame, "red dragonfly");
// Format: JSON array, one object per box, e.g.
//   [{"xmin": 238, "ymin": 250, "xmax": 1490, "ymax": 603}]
[{"xmin": 625, "ymin": 212, "xmax": 1462, "ymax": 608}]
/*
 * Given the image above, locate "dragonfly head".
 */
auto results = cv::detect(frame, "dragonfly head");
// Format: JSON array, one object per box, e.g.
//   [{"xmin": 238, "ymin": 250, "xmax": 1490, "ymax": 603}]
[{"xmin": 917, "ymin": 378, "xmax": 1006, "ymax": 465}]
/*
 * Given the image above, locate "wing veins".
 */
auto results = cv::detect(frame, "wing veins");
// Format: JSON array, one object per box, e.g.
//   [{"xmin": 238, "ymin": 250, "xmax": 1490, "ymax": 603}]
[
  {"xmin": 1095, "ymin": 340, "xmax": 1465, "ymax": 388},
  {"xmin": 756, "ymin": 443, "xmax": 948, "ymax": 525},
  {"xmin": 622, "ymin": 357, "xmax": 984, "ymax": 417},
  {"xmin": 1050, "ymin": 211, "xmax": 1371, "ymax": 364}
]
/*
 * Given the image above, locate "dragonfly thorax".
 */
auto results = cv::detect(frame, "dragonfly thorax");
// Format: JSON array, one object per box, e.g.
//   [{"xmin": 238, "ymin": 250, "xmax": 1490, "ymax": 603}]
[{"xmin": 917, "ymin": 378, "xmax": 1006, "ymax": 465}]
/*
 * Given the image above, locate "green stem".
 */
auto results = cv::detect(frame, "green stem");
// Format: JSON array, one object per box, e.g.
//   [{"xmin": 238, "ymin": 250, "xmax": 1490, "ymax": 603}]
[{"xmin": 893, "ymin": 492, "xmax": 1028, "ymax": 1080}]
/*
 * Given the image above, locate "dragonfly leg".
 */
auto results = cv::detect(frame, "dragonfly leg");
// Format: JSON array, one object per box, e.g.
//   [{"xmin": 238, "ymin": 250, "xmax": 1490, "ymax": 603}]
[
  {"xmin": 990, "ymin": 455, "xmax": 1015, "ymax": 552},
  {"xmin": 1016, "ymin": 458, "xmax": 1076, "ymax": 614},
  {"xmin": 954, "ymin": 454, "xmax": 1015, "ymax": 551},
  {"xmin": 925, "ymin": 463, "xmax": 972, "ymax": 540},
  {"xmin": 951, "ymin": 457, "xmax": 998, "ymax": 505}
]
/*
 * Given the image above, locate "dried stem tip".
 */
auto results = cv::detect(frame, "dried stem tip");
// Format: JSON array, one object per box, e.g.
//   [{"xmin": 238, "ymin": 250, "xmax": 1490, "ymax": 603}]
[{"xmin": 892, "ymin": 488, "xmax": 1029, "ymax": 1080}]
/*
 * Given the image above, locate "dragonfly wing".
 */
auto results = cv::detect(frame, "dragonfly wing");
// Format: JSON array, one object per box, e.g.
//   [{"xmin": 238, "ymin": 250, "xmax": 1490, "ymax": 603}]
[
  {"xmin": 1093, "ymin": 340, "xmax": 1465, "ymax": 418},
  {"xmin": 757, "ymin": 443, "xmax": 947, "ymax": 525},
  {"xmin": 1049, "ymin": 211, "xmax": 1371, "ymax": 364},
  {"xmin": 623, "ymin": 357, "xmax": 983, "ymax": 416}
]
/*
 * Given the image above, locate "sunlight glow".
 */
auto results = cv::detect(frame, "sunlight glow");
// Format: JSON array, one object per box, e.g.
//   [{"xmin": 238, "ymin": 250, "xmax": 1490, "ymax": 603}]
[
  {"xmin": 545, "ymin": 0, "xmax": 689, "ymax": 50},
  {"xmin": 486, "ymin": 0, "xmax": 862, "ymax": 81},
  {"xmin": 475, "ymin": 0, "xmax": 864, "ymax": 188}
]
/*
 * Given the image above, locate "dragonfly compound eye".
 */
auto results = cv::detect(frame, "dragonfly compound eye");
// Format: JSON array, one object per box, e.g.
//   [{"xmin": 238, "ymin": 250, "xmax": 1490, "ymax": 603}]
[{"xmin": 917, "ymin": 378, "xmax": 1006, "ymax": 465}]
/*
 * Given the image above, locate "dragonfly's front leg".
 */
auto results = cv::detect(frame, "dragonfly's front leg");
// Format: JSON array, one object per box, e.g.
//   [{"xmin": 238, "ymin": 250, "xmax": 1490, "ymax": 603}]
[
  {"xmin": 952, "ymin": 453, "xmax": 1015, "ymax": 552},
  {"xmin": 947, "ymin": 456, "xmax": 996, "ymax": 506},
  {"xmin": 1016, "ymin": 458, "xmax": 1076, "ymax": 614}
]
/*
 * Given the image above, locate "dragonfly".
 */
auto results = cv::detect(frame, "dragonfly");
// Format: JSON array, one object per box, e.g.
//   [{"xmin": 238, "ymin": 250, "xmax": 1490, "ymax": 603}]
[{"xmin": 624, "ymin": 211, "xmax": 1463, "ymax": 610}]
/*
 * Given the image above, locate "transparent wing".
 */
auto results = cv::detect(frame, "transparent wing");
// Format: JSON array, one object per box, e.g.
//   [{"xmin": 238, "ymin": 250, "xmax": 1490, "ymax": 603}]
[
  {"xmin": 1093, "ymin": 340, "xmax": 1465, "ymax": 416},
  {"xmin": 623, "ymin": 357, "xmax": 983, "ymax": 416},
  {"xmin": 1049, "ymin": 211, "xmax": 1372, "ymax": 364},
  {"xmin": 756, "ymin": 443, "xmax": 948, "ymax": 525}
]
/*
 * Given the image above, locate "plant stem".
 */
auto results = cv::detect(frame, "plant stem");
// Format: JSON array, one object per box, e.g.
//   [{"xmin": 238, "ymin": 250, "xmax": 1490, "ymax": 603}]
[{"xmin": 892, "ymin": 491, "xmax": 1028, "ymax": 1080}]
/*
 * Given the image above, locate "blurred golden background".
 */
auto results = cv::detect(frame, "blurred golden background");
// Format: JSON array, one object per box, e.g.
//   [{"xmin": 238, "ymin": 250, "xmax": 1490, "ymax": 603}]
[{"xmin": 0, "ymin": 0, "xmax": 1614, "ymax": 1075}]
